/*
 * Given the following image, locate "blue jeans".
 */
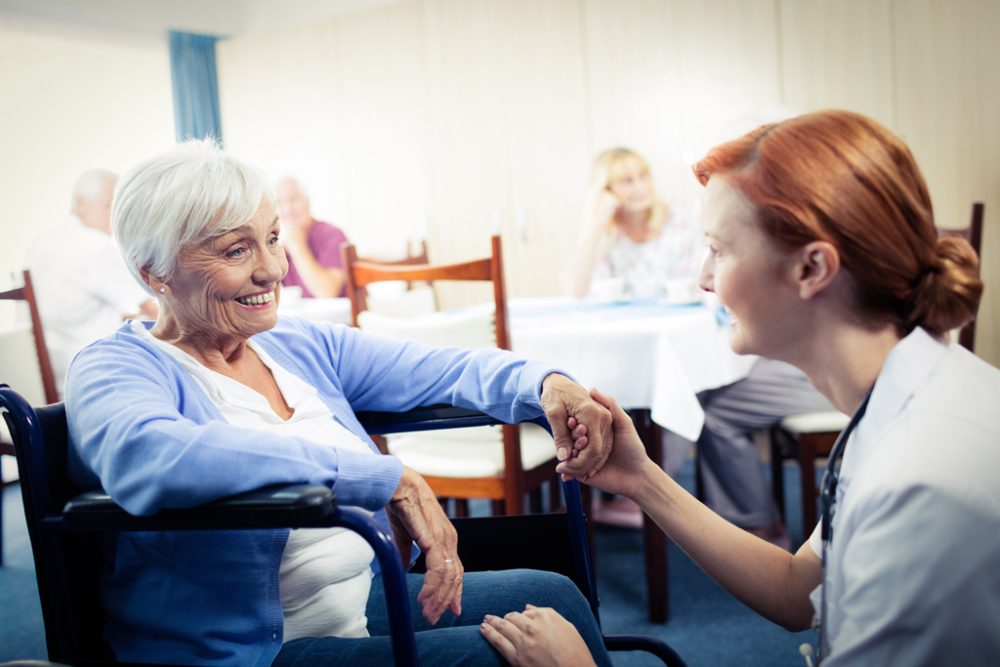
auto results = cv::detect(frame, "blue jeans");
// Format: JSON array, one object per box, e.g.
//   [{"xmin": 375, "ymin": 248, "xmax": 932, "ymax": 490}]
[{"xmin": 273, "ymin": 568, "xmax": 612, "ymax": 666}]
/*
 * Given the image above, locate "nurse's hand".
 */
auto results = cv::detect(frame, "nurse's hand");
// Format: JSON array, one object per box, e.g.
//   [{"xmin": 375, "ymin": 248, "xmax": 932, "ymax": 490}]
[
  {"xmin": 480, "ymin": 604, "xmax": 597, "ymax": 667},
  {"xmin": 563, "ymin": 388, "xmax": 654, "ymax": 498},
  {"xmin": 540, "ymin": 373, "xmax": 613, "ymax": 480},
  {"xmin": 387, "ymin": 467, "xmax": 463, "ymax": 624}
]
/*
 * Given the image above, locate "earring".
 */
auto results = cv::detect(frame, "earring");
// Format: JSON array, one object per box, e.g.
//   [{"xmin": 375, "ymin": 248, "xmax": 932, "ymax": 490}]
[{"xmin": 159, "ymin": 286, "xmax": 166, "ymax": 294}]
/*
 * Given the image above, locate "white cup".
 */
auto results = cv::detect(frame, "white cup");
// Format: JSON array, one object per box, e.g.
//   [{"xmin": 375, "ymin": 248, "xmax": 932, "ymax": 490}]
[
  {"xmin": 665, "ymin": 279, "xmax": 701, "ymax": 304},
  {"xmin": 589, "ymin": 277, "xmax": 626, "ymax": 302}
]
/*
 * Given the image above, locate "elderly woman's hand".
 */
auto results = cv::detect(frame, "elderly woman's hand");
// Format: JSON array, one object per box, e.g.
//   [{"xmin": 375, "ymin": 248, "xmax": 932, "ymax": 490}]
[
  {"xmin": 480, "ymin": 604, "xmax": 597, "ymax": 667},
  {"xmin": 540, "ymin": 374, "xmax": 613, "ymax": 480},
  {"xmin": 386, "ymin": 467, "xmax": 463, "ymax": 625}
]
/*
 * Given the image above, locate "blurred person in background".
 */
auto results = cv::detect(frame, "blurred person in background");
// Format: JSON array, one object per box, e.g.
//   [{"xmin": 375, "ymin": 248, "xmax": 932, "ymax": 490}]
[
  {"xmin": 276, "ymin": 177, "xmax": 350, "ymax": 298},
  {"xmin": 561, "ymin": 147, "xmax": 701, "ymax": 301},
  {"xmin": 24, "ymin": 168, "xmax": 156, "ymax": 396}
]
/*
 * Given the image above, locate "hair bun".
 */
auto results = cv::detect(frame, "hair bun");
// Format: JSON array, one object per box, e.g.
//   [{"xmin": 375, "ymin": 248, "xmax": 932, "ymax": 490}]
[{"xmin": 907, "ymin": 236, "xmax": 983, "ymax": 336}]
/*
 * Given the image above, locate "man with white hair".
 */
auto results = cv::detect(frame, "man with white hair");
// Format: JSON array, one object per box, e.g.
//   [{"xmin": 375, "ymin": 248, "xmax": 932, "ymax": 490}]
[{"xmin": 24, "ymin": 168, "xmax": 156, "ymax": 396}]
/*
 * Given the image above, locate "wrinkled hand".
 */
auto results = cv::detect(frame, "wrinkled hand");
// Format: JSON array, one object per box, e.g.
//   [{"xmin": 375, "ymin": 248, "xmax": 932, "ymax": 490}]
[
  {"xmin": 480, "ymin": 604, "xmax": 597, "ymax": 667},
  {"xmin": 386, "ymin": 467, "xmax": 463, "ymax": 624},
  {"xmin": 540, "ymin": 374, "xmax": 613, "ymax": 480},
  {"xmin": 564, "ymin": 388, "xmax": 653, "ymax": 497}
]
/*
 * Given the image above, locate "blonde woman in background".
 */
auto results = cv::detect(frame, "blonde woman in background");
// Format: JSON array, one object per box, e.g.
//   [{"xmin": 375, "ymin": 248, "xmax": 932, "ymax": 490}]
[{"xmin": 561, "ymin": 147, "xmax": 702, "ymax": 300}]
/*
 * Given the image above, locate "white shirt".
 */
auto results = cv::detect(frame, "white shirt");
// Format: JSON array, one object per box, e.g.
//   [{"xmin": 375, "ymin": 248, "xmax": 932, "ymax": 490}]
[
  {"xmin": 807, "ymin": 328, "xmax": 1000, "ymax": 665},
  {"xmin": 591, "ymin": 207, "xmax": 703, "ymax": 299},
  {"xmin": 24, "ymin": 215, "xmax": 149, "ymax": 394},
  {"xmin": 134, "ymin": 322, "xmax": 378, "ymax": 641}
]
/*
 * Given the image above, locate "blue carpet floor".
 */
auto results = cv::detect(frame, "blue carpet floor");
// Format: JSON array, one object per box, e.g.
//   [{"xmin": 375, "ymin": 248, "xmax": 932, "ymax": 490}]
[{"xmin": 0, "ymin": 458, "xmax": 820, "ymax": 665}]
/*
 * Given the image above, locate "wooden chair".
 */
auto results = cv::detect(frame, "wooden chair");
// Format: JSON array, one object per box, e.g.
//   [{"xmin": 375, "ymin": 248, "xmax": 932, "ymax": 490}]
[
  {"xmin": 1, "ymin": 269, "xmax": 58, "ymax": 566},
  {"xmin": 342, "ymin": 235, "xmax": 559, "ymax": 516},
  {"xmin": 771, "ymin": 202, "xmax": 985, "ymax": 539},
  {"xmin": 0, "ymin": 270, "xmax": 58, "ymax": 405}
]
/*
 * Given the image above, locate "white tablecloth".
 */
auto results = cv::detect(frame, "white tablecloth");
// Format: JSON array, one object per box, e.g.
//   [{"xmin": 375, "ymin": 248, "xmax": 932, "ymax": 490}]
[{"xmin": 509, "ymin": 298, "xmax": 756, "ymax": 441}]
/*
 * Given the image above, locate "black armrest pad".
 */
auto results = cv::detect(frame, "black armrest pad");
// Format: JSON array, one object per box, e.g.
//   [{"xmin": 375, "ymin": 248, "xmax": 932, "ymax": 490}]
[
  {"xmin": 60, "ymin": 483, "xmax": 334, "ymax": 532},
  {"xmin": 355, "ymin": 405, "xmax": 502, "ymax": 435}
]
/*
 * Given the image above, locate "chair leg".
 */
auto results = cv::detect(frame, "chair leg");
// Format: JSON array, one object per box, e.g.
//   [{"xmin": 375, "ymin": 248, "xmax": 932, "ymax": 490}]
[
  {"xmin": 629, "ymin": 408, "xmax": 669, "ymax": 622},
  {"xmin": 548, "ymin": 477, "xmax": 563, "ymax": 512},
  {"xmin": 529, "ymin": 488, "xmax": 543, "ymax": 513},
  {"xmin": 798, "ymin": 436, "xmax": 819, "ymax": 539},
  {"xmin": 454, "ymin": 499, "xmax": 469, "ymax": 518},
  {"xmin": 693, "ymin": 444, "xmax": 705, "ymax": 502},
  {"xmin": 769, "ymin": 432, "xmax": 786, "ymax": 522},
  {"xmin": 491, "ymin": 499, "xmax": 505, "ymax": 516}
]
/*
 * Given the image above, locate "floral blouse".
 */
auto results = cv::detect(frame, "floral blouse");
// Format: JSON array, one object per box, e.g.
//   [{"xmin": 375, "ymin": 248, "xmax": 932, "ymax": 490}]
[{"xmin": 590, "ymin": 207, "xmax": 703, "ymax": 299}]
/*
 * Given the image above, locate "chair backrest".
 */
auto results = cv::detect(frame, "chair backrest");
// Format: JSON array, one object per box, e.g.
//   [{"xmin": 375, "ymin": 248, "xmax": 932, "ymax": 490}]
[
  {"xmin": 354, "ymin": 239, "xmax": 438, "ymax": 318},
  {"xmin": 343, "ymin": 237, "xmax": 538, "ymax": 514},
  {"xmin": 937, "ymin": 202, "xmax": 984, "ymax": 352},
  {"xmin": 342, "ymin": 235, "xmax": 509, "ymax": 349},
  {"xmin": 0, "ymin": 270, "xmax": 58, "ymax": 404},
  {"xmin": 0, "ymin": 385, "xmax": 110, "ymax": 661}
]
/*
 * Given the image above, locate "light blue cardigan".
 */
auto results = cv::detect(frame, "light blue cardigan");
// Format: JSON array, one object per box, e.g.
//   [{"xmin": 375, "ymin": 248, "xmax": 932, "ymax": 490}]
[{"xmin": 65, "ymin": 316, "xmax": 557, "ymax": 666}]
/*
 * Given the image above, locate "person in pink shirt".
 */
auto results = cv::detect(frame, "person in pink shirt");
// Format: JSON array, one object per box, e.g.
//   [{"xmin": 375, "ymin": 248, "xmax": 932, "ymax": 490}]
[{"xmin": 276, "ymin": 177, "xmax": 349, "ymax": 298}]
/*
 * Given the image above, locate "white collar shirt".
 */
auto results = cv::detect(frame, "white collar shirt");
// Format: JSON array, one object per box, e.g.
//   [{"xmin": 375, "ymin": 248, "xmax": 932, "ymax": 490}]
[
  {"xmin": 807, "ymin": 327, "xmax": 1000, "ymax": 665},
  {"xmin": 24, "ymin": 214, "xmax": 149, "ymax": 394}
]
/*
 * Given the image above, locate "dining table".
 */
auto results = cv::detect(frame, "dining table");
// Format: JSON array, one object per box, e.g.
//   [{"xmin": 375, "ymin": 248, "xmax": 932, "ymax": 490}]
[{"xmin": 508, "ymin": 296, "xmax": 755, "ymax": 622}]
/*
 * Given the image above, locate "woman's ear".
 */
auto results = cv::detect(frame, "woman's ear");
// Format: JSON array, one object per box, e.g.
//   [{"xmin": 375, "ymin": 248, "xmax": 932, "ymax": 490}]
[
  {"xmin": 795, "ymin": 241, "xmax": 840, "ymax": 300},
  {"xmin": 140, "ymin": 268, "xmax": 166, "ymax": 295}
]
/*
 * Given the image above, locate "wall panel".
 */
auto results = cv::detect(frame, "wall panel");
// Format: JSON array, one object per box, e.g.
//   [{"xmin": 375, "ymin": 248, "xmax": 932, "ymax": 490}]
[{"xmin": 778, "ymin": 0, "xmax": 894, "ymax": 123}]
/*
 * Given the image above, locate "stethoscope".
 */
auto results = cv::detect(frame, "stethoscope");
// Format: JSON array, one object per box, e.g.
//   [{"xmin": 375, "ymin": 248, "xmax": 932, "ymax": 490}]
[{"xmin": 808, "ymin": 386, "xmax": 874, "ymax": 665}]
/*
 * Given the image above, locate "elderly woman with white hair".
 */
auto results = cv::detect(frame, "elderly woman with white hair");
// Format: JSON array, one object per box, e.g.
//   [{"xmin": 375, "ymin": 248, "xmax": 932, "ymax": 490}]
[{"xmin": 65, "ymin": 140, "xmax": 615, "ymax": 666}]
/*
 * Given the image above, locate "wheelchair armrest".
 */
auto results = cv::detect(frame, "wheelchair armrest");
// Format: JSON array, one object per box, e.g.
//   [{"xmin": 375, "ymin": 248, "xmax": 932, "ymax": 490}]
[
  {"xmin": 355, "ymin": 404, "xmax": 502, "ymax": 434},
  {"xmin": 58, "ymin": 483, "xmax": 334, "ymax": 532}
]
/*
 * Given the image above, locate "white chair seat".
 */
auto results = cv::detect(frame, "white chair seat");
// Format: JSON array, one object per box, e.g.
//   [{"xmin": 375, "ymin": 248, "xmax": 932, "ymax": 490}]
[
  {"xmin": 386, "ymin": 423, "xmax": 554, "ymax": 478},
  {"xmin": 779, "ymin": 410, "xmax": 849, "ymax": 435},
  {"xmin": 358, "ymin": 304, "xmax": 495, "ymax": 349},
  {"xmin": 366, "ymin": 283, "xmax": 437, "ymax": 318}
]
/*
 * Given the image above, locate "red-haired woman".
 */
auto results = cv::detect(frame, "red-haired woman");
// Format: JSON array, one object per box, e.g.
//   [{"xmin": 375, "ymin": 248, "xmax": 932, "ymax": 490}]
[{"xmin": 482, "ymin": 110, "xmax": 998, "ymax": 665}]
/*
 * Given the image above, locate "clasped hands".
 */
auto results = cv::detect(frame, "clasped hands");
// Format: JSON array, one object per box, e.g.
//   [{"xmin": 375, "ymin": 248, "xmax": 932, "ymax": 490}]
[
  {"xmin": 539, "ymin": 375, "xmax": 651, "ymax": 495},
  {"xmin": 539, "ymin": 373, "xmax": 615, "ymax": 481}
]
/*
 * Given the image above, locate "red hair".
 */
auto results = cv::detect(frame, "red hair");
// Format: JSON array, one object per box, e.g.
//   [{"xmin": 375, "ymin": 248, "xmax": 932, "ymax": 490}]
[{"xmin": 693, "ymin": 110, "xmax": 981, "ymax": 336}]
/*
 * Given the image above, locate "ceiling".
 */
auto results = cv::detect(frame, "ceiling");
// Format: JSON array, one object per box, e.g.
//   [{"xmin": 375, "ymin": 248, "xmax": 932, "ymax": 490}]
[{"xmin": 0, "ymin": 0, "xmax": 405, "ymax": 40}]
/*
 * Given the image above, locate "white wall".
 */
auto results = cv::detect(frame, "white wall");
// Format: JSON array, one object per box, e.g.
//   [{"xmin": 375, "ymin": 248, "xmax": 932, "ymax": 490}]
[
  {"xmin": 218, "ymin": 0, "xmax": 1000, "ymax": 365},
  {"xmin": 0, "ymin": 17, "xmax": 175, "ymax": 326}
]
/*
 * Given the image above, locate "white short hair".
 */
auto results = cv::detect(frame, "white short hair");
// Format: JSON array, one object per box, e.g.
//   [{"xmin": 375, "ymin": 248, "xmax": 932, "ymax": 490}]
[
  {"xmin": 72, "ymin": 168, "xmax": 117, "ymax": 203},
  {"xmin": 112, "ymin": 139, "xmax": 274, "ymax": 294}
]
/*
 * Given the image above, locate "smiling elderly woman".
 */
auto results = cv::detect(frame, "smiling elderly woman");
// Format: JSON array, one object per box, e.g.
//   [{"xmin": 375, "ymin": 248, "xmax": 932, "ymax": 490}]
[{"xmin": 64, "ymin": 140, "xmax": 614, "ymax": 667}]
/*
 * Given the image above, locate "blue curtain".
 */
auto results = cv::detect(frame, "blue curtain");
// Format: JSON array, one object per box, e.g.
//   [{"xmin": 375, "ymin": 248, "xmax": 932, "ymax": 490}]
[{"xmin": 168, "ymin": 31, "xmax": 223, "ymax": 144}]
